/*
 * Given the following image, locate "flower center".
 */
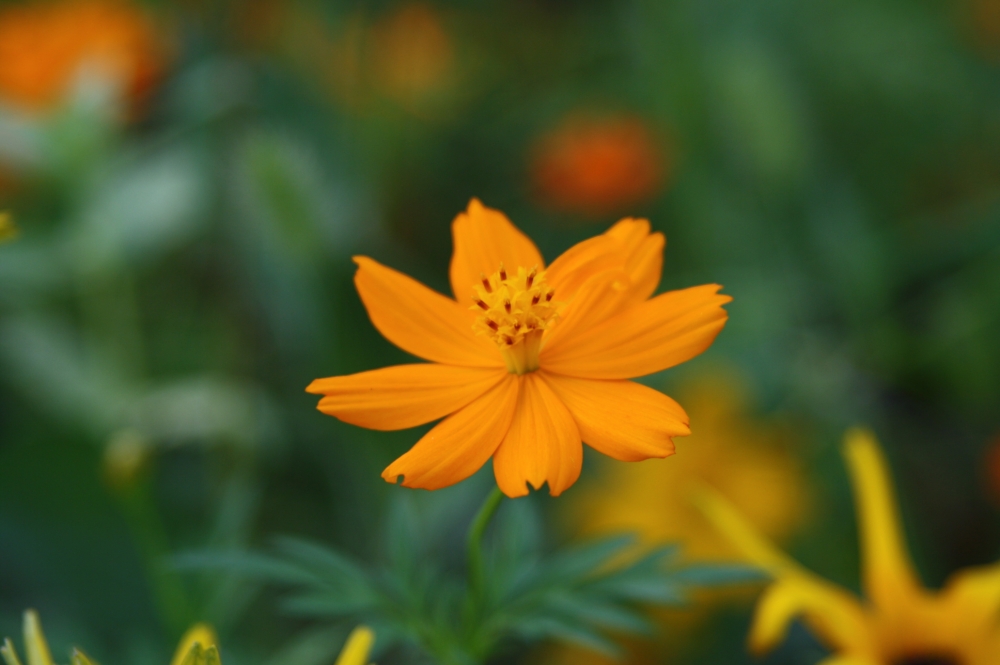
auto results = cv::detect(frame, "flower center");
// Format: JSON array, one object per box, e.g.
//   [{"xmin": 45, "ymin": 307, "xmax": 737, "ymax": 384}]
[
  {"xmin": 471, "ymin": 263, "xmax": 558, "ymax": 374},
  {"xmin": 892, "ymin": 655, "xmax": 963, "ymax": 665}
]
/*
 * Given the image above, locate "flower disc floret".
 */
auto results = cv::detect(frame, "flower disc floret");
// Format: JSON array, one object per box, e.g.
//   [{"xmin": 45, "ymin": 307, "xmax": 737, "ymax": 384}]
[{"xmin": 471, "ymin": 264, "xmax": 557, "ymax": 374}]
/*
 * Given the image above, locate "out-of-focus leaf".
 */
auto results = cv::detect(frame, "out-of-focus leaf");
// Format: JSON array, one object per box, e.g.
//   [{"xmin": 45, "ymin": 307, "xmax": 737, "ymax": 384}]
[
  {"xmin": 508, "ymin": 616, "xmax": 621, "ymax": 659},
  {"xmin": 74, "ymin": 147, "xmax": 208, "ymax": 271},
  {"xmin": 130, "ymin": 377, "xmax": 277, "ymax": 448}
]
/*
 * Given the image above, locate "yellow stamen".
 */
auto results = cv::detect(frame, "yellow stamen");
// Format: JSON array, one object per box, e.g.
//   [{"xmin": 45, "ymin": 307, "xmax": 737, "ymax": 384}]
[{"xmin": 471, "ymin": 264, "xmax": 559, "ymax": 374}]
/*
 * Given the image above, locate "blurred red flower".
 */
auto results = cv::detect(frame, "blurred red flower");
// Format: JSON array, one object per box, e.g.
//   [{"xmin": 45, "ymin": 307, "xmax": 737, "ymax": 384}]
[{"xmin": 530, "ymin": 114, "xmax": 668, "ymax": 217}]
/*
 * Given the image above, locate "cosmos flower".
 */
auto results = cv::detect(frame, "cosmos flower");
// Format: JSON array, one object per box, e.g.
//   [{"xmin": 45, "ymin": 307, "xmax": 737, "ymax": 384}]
[
  {"xmin": 0, "ymin": 0, "xmax": 164, "ymax": 113},
  {"xmin": 700, "ymin": 428, "xmax": 1000, "ymax": 665},
  {"xmin": 308, "ymin": 198, "xmax": 730, "ymax": 497},
  {"xmin": 530, "ymin": 114, "xmax": 667, "ymax": 217}
]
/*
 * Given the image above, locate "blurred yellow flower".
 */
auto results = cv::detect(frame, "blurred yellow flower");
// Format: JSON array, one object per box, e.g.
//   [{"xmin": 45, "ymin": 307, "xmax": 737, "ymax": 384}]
[
  {"xmin": 0, "ymin": 0, "xmax": 165, "ymax": 113},
  {"xmin": 701, "ymin": 428, "xmax": 1000, "ymax": 665},
  {"xmin": 531, "ymin": 114, "xmax": 668, "ymax": 217},
  {"xmin": 1, "ymin": 612, "xmax": 219, "ymax": 665},
  {"xmin": 0, "ymin": 212, "xmax": 16, "ymax": 243},
  {"xmin": 565, "ymin": 371, "xmax": 808, "ymax": 563},
  {"xmin": 369, "ymin": 3, "xmax": 453, "ymax": 104},
  {"xmin": 284, "ymin": 3, "xmax": 454, "ymax": 114},
  {"xmin": 307, "ymin": 198, "xmax": 730, "ymax": 497},
  {"xmin": 102, "ymin": 428, "xmax": 151, "ymax": 489},
  {"xmin": 334, "ymin": 627, "xmax": 375, "ymax": 665}
]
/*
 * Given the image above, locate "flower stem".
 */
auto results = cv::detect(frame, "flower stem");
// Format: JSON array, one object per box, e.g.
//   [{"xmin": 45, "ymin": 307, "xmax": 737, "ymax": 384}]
[{"xmin": 465, "ymin": 487, "xmax": 504, "ymax": 600}]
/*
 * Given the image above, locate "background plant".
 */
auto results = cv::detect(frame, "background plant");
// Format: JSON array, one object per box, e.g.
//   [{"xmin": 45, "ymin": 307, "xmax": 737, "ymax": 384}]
[{"xmin": 1, "ymin": 1, "xmax": 999, "ymax": 664}]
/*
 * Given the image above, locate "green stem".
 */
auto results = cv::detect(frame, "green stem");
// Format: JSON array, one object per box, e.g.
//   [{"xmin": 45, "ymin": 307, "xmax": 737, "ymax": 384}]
[
  {"xmin": 465, "ymin": 487, "xmax": 504, "ymax": 602},
  {"xmin": 116, "ymin": 478, "xmax": 191, "ymax": 634}
]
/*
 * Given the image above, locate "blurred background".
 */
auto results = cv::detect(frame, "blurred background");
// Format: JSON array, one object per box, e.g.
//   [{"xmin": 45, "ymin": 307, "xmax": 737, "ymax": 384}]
[{"xmin": 1, "ymin": 0, "xmax": 999, "ymax": 664}]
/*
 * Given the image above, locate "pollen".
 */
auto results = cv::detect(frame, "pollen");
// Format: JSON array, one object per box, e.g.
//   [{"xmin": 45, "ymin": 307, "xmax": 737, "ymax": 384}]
[{"xmin": 471, "ymin": 264, "xmax": 558, "ymax": 374}]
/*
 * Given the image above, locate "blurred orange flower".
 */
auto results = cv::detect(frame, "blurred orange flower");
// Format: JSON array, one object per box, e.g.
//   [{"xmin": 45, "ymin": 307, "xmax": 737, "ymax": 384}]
[
  {"xmin": 531, "ymin": 114, "xmax": 668, "ymax": 217},
  {"xmin": 0, "ymin": 0, "xmax": 165, "ymax": 113},
  {"xmin": 565, "ymin": 370, "xmax": 808, "ymax": 563},
  {"xmin": 307, "ymin": 198, "xmax": 730, "ymax": 497},
  {"xmin": 968, "ymin": 0, "xmax": 1000, "ymax": 59}
]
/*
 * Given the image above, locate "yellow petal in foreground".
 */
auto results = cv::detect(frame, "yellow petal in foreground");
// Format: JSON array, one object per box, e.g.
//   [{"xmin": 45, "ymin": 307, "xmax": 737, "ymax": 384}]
[
  {"xmin": 702, "ymin": 428, "xmax": 1000, "ymax": 665},
  {"xmin": 843, "ymin": 428, "xmax": 924, "ymax": 613},
  {"xmin": 22, "ymin": 612, "xmax": 52, "ymax": 665},
  {"xmin": 171, "ymin": 624, "xmax": 218, "ymax": 665},
  {"xmin": 2, "ymin": 615, "xmax": 224, "ymax": 665},
  {"xmin": 334, "ymin": 627, "xmax": 375, "ymax": 665},
  {"xmin": 310, "ymin": 198, "xmax": 730, "ymax": 496}
]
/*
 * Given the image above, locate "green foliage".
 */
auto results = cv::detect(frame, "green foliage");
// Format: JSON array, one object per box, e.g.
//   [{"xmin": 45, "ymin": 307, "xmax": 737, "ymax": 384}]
[
  {"xmin": 178, "ymin": 492, "xmax": 758, "ymax": 665},
  {"xmin": 2, "ymin": 0, "xmax": 999, "ymax": 663}
]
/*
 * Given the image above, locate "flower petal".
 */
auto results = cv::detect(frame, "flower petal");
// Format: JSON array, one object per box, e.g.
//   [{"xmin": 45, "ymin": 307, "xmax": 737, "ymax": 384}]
[
  {"xmin": 541, "ymin": 373, "xmax": 688, "ymax": 461},
  {"xmin": 750, "ymin": 579, "xmax": 873, "ymax": 657},
  {"xmin": 22, "ymin": 612, "xmax": 52, "ymax": 665},
  {"xmin": 354, "ymin": 256, "xmax": 500, "ymax": 367},
  {"xmin": 939, "ymin": 562, "xmax": 1000, "ymax": 646},
  {"xmin": 605, "ymin": 216, "xmax": 652, "ymax": 251},
  {"xmin": 448, "ymin": 198, "xmax": 544, "ymax": 301},
  {"xmin": 334, "ymin": 627, "xmax": 375, "ymax": 665},
  {"xmin": 382, "ymin": 374, "xmax": 519, "ymax": 490},
  {"xmin": 545, "ymin": 234, "xmax": 624, "ymax": 301},
  {"xmin": 540, "ymin": 284, "xmax": 731, "ymax": 379},
  {"xmin": 605, "ymin": 218, "xmax": 664, "ymax": 302},
  {"xmin": 493, "ymin": 373, "xmax": 582, "ymax": 497},
  {"xmin": 694, "ymin": 488, "xmax": 873, "ymax": 656},
  {"xmin": 545, "ymin": 218, "xmax": 665, "ymax": 306},
  {"xmin": 816, "ymin": 657, "xmax": 880, "ymax": 665},
  {"xmin": 541, "ymin": 268, "xmax": 632, "ymax": 352},
  {"xmin": 308, "ymin": 364, "xmax": 506, "ymax": 431},
  {"xmin": 170, "ymin": 625, "xmax": 218, "ymax": 665},
  {"xmin": 842, "ymin": 428, "xmax": 924, "ymax": 612}
]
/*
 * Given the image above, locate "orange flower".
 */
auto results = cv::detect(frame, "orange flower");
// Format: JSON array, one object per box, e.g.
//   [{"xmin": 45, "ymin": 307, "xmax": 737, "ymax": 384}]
[
  {"xmin": 307, "ymin": 199, "xmax": 730, "ymax": 497},
  {"xmin": 531, "ymin": 115, "xmax": 667, "ymax": 217},
  {"xmin": 0, "ymin": 0, "xmax": 164, "ymax": 113}
]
